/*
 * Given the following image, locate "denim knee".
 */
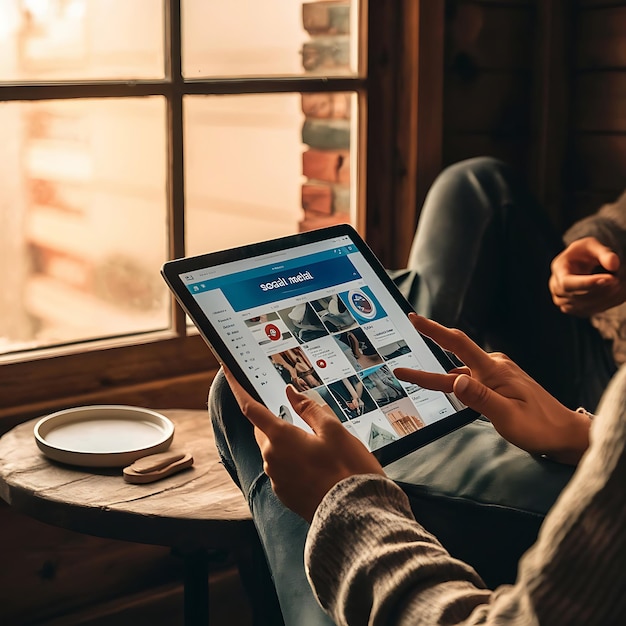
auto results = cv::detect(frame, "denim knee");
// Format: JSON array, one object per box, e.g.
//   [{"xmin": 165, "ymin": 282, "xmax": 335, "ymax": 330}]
[
  {"xmin": 438, "ymin": 156, "xmax": 511, "ymax": 180},
  {"xmin": 209, "ymin": 368, "xmax": 266, "ymax": 498},
  {"xmin": 429, "ymin": 156, "xmax": 518, "ymax": 207}
]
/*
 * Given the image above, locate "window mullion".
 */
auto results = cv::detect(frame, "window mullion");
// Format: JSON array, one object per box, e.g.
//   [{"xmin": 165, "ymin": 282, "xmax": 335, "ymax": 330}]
[{"xmin": 165, "ymin": 0, "xmax": 186, "ymax": 335}]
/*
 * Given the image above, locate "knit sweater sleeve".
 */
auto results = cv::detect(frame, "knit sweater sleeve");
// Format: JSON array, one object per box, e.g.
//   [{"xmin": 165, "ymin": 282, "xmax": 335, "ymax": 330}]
[
  {"xmin": 305, "ymin": 365, "xmax": 626, "ymax": 626},
  {"xmin": 562, "ymin": 191, "xmax": 626, "ymax": 258},
  {"xmin": 305, "ymin": 475, "xmax": 495, "ymax": 625}
]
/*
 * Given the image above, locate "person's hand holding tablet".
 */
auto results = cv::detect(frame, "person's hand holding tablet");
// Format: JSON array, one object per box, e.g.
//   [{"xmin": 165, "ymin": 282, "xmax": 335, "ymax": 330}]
[
  {"xmin": 223, "ymin": 365, "xmax": 385, "ymax": 523},
  {"xmin": 162, "ymin": 224, "xmax": 481, "ymax": 465},
  {"xmin": 224, "ymin": 312, "xmax": 593, "ymax": 525}
]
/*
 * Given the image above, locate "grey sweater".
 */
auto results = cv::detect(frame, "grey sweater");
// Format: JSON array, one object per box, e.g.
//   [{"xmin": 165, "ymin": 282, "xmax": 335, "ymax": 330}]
[
  {"xmin": 562, "ymin": 190, "xmax": 626, "ymax": 252},
  {"xmin": 564, "ymin": 191, "xmax": 626, "ymax": 364},
  {"xmin": 305, "ymin": 363, "xmax": 626, "ymax": 625}
]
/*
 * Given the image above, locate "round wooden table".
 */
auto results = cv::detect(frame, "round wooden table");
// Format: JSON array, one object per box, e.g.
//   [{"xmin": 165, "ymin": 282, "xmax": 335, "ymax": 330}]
[{"xmin": 0, "ymin": 409, "xmax": 276, "ymax": 625}]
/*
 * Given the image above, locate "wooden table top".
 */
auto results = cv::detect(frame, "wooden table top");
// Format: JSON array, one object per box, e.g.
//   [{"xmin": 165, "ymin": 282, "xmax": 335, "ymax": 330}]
[{"xmin": 0, "ymin": 409, "xmax": 254, "ymax": 551}]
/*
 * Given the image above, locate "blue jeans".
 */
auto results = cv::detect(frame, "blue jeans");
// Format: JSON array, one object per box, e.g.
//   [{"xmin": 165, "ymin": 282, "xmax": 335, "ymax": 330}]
[
  {"xmin": 389, "ymin": 156, "xmax": 616, "ymax": 412},
  {"xmin": 210, "ymin": 370, "xmax": 334, "ymax": 626},
  {"xmin": 210, "ymin": 157, "xmax": 610, "ymax": 624},
  {"xmin": 210, "ymin": 370, "xmax": 576, "ymax": 626}
]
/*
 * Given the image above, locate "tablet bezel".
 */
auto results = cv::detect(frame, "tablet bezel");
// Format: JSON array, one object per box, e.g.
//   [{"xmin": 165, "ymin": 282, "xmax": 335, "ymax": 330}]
[{"xmin": 161, "ymin": 224, "xmax": 479, "ymax": 466}]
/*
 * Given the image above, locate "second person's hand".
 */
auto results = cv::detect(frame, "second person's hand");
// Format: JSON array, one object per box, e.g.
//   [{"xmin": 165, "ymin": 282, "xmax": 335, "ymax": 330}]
[{"xmin": 549, "ymin": 237, "xmax": 626, "ymax": 317}]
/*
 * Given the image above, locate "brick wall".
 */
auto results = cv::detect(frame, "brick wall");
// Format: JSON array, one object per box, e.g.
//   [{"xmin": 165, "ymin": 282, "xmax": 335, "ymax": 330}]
[{"xmin": 300, "ymin": 1, "xmax": 353, "ymax": 231}]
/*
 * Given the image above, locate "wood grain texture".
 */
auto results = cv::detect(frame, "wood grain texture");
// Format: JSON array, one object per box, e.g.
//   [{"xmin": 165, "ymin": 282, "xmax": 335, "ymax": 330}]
[
  {"xmin": 443, "ymin": 132, "xmax": 529, "ymax": 173},
  {"xmin": 567, "ymin": 190, "xmax": 625, "ymax": 228},
  {"xmin": 578, "ymin": 0, "xmax": 626, "ymax": 6},
  {"xmin": 0, "ymin": 409, "xmax": 253, "ymax": 551},
  {"xmin": 0, "ymin": 368, "xmax": 219, "ymax": 437},
  {"xmin": 0, "ymin": 333, "xmax": 215, "ymax": 425},
  {"xmin": 573, "ymin": 72, "xmax": 626, "ymax": 131},
  {"xmin": 445, "ymin": 71, "xmax": 533, "ymax": 133},
  {"xmin": 529, "ymin": 0, "xmax": 573, "ymax": 231},
  {"xmin": 577, "ymin": 6, "xmax": 626, "ymax": 68},
  {"xmin": 570, "ymin": 135, "xmax": 626, "ymax": 191},
  {"xmin": 447, "ymin": 2, "xmax": 534, "ymax": 70},
  {"xmin": 413, "ymin": 0, "xmax": 445, "ymax": 254}
]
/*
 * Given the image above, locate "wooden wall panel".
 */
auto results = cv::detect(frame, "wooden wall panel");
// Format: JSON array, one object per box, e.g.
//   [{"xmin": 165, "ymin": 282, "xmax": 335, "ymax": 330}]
[
  {"xmin": 411, "ymin": 0, "xmax": 445, "ymax": 264},
  {"xmin": 527, "ymin": 0, "xmax": 574, "ymax": 230},
  {"xmin": 0, "ymin": 333, "xmax": 215, "ymax": 432},
  {"xmin": 573, "ymin": 73, "xmax": 626, "ymax": 132},
  {"xmin": 577, "ymin": 6, "xmax": 626, "ymax": 68},
  {"xmin": 0, "ymin": 502, "xmax": 252, "ymax": 625},
  {"xmin": 442, "ymin": 1, "xmax": 626, "ymax": 229},
  {"xmin": 578, "ymin": 0, "xmax": 626, "ymax": 6},
  {"xmin": 569, "ymin": 191, "xmax": 623, "ymax": 225},
  {"xmin": 567, "ymin": 3, "xmax": 626, "ymax": 225},
  {"xmin": 442, "ymin": 1, "xmax": 536, "ymax": 177},
  {"xmin": 0, "ymin": 503, "xmax": 181, "ymax": 624},
  {"xmin": 570, "ymin": 135, "xmax": 626, "ymax": 191},
  {"xmin": 444, "ymin": 133, "xmax": 529, "ymax": 173},
  {"xmin": 446, "ymin": 4, "xmax": 534, "ymax": 70},
  {"xmin": 0, "ymin": 369, "xmax": 218, "ymax": 436},
  {"xmin": 445, "ymin": 72, "xmax": 532, "ymax": 132}
]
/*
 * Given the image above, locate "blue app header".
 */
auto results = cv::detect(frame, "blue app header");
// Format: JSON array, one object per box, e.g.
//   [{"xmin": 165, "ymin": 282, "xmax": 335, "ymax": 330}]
[
  {"xmin": 221, "ymin": 256, "xmax": 362, "ymax": 310},
  {"xmin": 185, "ymin": 247, "xmax": 364, "ymax": 310}
]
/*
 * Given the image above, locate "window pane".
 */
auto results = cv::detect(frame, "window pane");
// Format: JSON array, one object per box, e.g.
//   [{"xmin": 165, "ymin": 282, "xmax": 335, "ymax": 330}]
[
  {"xmin": 184, "ymin": 93, "xmax": 357, "ymax": 256},
  {"xmin": 183, "ymin": 0, "xmax": 358, "ymax": 78},
  {"xmin": 0, "ymin": 98, "xmax": 168, "ymax": 354},
  {"xmin": 0, "ymin": 0, "xmax": 164, "ymax": 81}
]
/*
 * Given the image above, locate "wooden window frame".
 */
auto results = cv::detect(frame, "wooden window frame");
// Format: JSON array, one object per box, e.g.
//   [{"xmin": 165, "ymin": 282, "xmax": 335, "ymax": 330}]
[{"xmin": 0, "ymin": 0, "xmax": 445, "ymax": 432}]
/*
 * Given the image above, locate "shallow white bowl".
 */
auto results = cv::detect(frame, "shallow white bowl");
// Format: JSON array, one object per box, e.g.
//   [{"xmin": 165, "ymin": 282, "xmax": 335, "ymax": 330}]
[{"xmin": 34, "ymin": 405, "xmax": 175, "ymax": 468}]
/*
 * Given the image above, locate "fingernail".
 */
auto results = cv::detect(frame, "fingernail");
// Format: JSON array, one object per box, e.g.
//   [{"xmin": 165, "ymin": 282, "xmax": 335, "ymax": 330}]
[
  {"xmin": 455, "ymin": 374, "xmax": 469, "ymax": 392},
  {"xmin": 287, "ymin": 384, "xmax": 305, "ymax": 396}
]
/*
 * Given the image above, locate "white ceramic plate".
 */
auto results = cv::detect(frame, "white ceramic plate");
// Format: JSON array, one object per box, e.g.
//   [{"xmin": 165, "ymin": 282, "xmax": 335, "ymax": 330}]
[{"xmin": 34, "ymin": 405, "xmax": 175, "ymax": 468}]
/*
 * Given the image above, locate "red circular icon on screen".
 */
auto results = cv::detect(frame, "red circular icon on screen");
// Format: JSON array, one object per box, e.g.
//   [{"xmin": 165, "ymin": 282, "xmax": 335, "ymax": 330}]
[
  {"xmin": 265, "ymin": 324, "xmax": 281, "ymax": 341},
  {"xmin": 316, "ymin": 359, "xmax": 327, "ymax": 368}
]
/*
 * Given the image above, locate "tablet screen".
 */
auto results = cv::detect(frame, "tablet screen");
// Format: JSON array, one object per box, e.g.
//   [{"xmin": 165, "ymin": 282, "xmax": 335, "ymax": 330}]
[{"xmin": 162, "ymin": 225, "xmax": 477, "ymax": 465}]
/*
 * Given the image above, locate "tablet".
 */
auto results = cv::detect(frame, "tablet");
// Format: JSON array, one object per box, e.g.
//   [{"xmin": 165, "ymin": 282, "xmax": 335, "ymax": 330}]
[{"xmin": 161, "ymin": 224, "xmax": 478, "ymax": 466}]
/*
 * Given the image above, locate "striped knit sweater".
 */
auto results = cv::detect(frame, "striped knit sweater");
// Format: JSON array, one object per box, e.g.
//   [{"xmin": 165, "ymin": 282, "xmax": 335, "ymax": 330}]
[{"xmin": 305, "ymin": 363, "xmax": 626, "ymax": 626}]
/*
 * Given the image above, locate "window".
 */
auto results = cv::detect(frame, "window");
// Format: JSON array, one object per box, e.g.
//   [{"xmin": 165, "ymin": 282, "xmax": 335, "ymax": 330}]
[{"xmin": 0, "ymin": 1, "xmax": 437, "ymax": 428}]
